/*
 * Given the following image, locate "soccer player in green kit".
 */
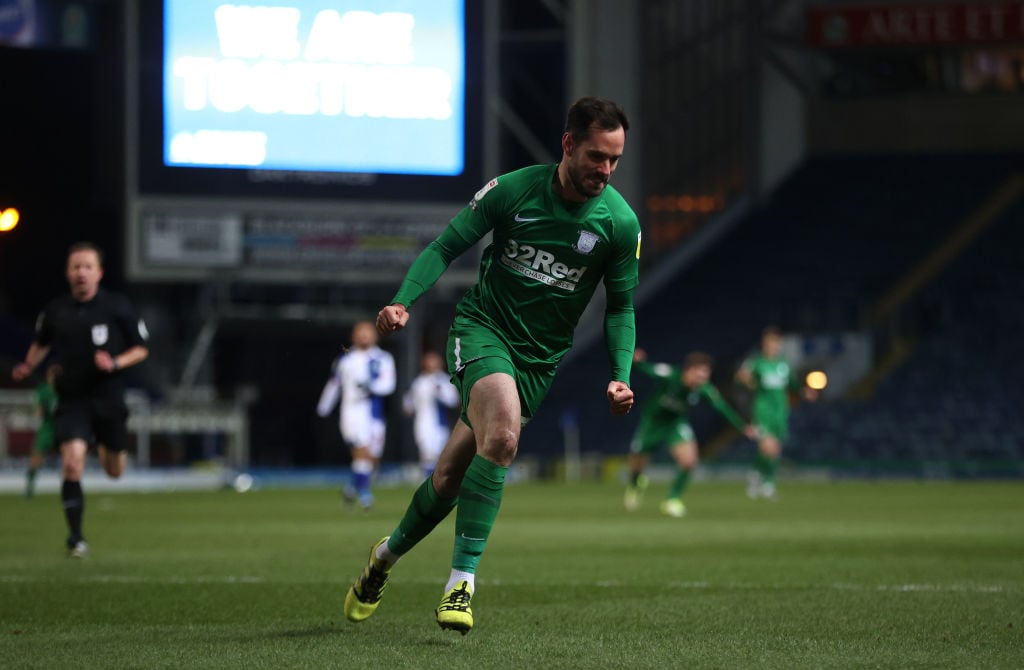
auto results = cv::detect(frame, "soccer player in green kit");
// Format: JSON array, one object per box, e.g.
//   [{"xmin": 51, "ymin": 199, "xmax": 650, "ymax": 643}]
[
  {"xmin": 624, "ymin": 349, "xmax": 755, "ymax": 517},
  {"xmin": 25, "ymin": 364, "xmax": 60, "ymax": 499},
  {"xmin": 342, "ymin": 97, "xmax": 640, "ymax": 634},
  {"xmin": 735, "ymin": 326, "xmax": 817, "ymax": 500}
]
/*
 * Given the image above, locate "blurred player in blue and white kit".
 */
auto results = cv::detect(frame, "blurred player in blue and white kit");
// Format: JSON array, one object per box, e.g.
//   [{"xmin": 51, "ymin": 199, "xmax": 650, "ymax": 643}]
[
  {"xmin": 403, "ymin": 351, "xmax": 460, "ymax": 478},
  {"xmin": 317, "ymin": 321, "xmax": 396, "ymax": 510}
]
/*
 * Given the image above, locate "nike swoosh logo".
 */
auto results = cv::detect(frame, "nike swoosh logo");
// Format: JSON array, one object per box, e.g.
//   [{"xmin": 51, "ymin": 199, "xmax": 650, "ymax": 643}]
[
  {"xmin": 460, "ymin": 533, "xmax": 486, "ymax": 542},
  {"xmin": 514, "ymin": 213, "xmax": 541, "ymax": 222}
]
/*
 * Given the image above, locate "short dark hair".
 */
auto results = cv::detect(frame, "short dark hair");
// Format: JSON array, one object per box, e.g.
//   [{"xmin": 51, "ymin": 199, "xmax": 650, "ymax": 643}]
[
  {"xmin": 683, "ymin": 351, "xmax": 713, "ymax": 371},
  {"xmin": 68, "ymin": 241, "xmax": 104, "ymax": 266},
  {"xmin": 565, "ymin": 97, "xmax": 629, "ymax": 145},
  {"xmin": 762, "ymin": 326, "xmax": 781, "ymax": 339}
]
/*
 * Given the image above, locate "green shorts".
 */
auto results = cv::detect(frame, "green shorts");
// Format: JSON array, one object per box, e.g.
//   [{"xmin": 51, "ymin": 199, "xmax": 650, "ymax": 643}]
[
  {"xmin": 751, "ymin": 394, "xmax": 790, "ymax": 442},
  {"xmin": 753, "ymin": 408, "xmax": 789, "ymax": 442},
  {"xmin": 629, "ymin": 419, "xmax": 695, "ymax": 454},
  {"xmin": 446, "ymin": 318, "xmax": 557, "ymax": 427},
  {"xmin": 32, "ymin": 423, "xmax": 55, "ymax": 454}
]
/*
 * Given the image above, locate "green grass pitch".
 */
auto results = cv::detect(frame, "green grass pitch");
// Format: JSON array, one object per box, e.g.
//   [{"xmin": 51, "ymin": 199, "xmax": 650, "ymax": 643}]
[{"xmin": 1, "ymin": 479, "xmax": 1022, "ymax": 669}]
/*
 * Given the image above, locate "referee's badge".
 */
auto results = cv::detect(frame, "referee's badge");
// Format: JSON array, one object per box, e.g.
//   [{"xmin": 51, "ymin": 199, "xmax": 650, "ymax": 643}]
[
  {"xmin": 91, "ymin": 324, "xmax": 109, "ymax": 346},
  {"xmin": 573, "ymin": 230, "xmax": 599, "ymax": 254}
]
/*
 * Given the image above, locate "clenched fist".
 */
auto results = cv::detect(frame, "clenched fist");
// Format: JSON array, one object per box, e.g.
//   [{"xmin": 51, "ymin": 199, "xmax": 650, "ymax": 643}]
[
  {"xmin": 606, "ymin": 381, "xmax": 634, "ymax": 416},
  {"xmin": 376, "ymin": 303, "xmax": 410, "ymax": 336}
]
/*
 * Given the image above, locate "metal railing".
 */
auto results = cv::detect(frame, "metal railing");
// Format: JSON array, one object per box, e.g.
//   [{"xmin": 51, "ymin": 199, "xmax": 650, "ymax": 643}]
[{"xmin": 0, "ymin": 389, "xmax": 250, "ymax": 468}]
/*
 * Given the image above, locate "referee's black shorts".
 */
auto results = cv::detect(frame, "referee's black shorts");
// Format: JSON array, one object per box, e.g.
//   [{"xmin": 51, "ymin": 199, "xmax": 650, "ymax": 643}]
[{"xmin": 54, "ymin": 397, "xmax": 129, "ymax": 452}]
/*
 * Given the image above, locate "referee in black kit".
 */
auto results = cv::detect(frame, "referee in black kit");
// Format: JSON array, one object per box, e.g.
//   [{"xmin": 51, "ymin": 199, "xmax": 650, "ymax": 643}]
[{"xmin": 12, "ymin": 242, "xmax": 149, "ymax": 558}]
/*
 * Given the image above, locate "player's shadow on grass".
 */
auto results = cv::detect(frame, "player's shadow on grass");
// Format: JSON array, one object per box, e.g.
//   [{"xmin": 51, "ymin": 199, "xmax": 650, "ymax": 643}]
[
  {"xmin": 245, "ymin": 624, "xmax": 341, "ymax": 639},
  {"xmin": 246, "ymin": 624, "xmax": 464, "ymax": 647}
]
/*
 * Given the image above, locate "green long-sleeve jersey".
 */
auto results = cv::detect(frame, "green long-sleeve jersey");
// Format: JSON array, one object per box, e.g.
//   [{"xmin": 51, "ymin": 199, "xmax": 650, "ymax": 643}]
[
  {"xmin": 634, "ymin": 361, "xmax": 747, "ymax": 431},
  {"xmin": 740, "ymin": 355, "xmax": 799, "ymax": 419},
  {"xmin": 393, "ymin": 164, "xmax": 641, "ymax": 380}
]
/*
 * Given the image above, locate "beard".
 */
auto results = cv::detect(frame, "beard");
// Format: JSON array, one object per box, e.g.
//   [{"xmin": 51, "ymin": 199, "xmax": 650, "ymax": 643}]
[{"xmin": 567, "ymin": 162, "xmax": 608, "ymax": 199}]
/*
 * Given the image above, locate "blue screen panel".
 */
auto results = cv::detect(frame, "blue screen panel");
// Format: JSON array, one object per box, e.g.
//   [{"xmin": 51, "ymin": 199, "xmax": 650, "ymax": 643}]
[{"xmin": 163, "ymin": 0, "xmax": 465, "ymax": 176}]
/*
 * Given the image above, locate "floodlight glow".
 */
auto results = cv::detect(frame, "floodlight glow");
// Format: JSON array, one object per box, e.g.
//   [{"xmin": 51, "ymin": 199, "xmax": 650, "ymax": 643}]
[
  {"xmin": 806, "ymin": 370, "xmax": 828, "ymax": 390},
  {"xmin": 0, "ymin": 208, "xmax": 20, "ymax": 232}
]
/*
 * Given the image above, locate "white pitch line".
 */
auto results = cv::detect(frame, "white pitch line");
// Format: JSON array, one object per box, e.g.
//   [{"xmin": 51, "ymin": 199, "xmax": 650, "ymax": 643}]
[{"xmin": 0, "ymin": 575, "xmax": 265, "ymax": 584}]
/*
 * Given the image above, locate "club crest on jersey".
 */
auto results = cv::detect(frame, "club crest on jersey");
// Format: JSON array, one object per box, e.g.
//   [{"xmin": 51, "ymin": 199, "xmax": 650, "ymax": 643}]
[
  {"xmin": 91, "ymin": 324, "xmax": 109, "ymax": 346},
  {"xmin": 573, "ymin": 230, "xmax": 600, "ymax": 255}
]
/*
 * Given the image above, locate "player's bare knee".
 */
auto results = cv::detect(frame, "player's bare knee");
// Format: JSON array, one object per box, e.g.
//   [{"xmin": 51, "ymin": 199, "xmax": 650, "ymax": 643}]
[
  {"xmin": 480, "ymin": 427, "xmax": 518, "ymax": 465},
  {"xmin": 761, "ymin": 439, "xmax": 781, "ymax": 458}
]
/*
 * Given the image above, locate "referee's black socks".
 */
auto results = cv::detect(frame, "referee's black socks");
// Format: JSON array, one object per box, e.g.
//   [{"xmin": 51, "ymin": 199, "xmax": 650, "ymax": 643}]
[{"xmin": 61, "ymin": 480, "xmax": 85, "ymax": 542}]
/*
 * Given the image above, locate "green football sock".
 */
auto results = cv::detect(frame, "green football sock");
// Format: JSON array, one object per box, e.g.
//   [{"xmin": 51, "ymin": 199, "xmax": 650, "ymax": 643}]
[
  {"xmin": 754, "ymin": 453, "xmax": 766, "ymax": 476},
  {"xmin": 668, "ymin": 467, "xmax": 691, "ymax": 499},
  {"xmin": 26, "ymin": 467, "xmax": 38, "ymax": 499},
  {"xmin": 758, "ymin": 453, "xmax": 779, "ymax": 485},
  {"xmin": 452, "ymin": 454, "xmax": 507, "ymax": 573},
  {"xmin": 387, "ymin": 476, "xmax": 458, "ymax": 556}
]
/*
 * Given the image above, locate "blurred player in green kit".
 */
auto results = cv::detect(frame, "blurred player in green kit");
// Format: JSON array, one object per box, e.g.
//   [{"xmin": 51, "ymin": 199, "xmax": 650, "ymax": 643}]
[
  {"xmin": 342, "ymin": 97, "xmax": 640, "ymax": 635},
  {"xmin": 735, "ymin": 327, "xmax": 817, "ymax": 500},
  {"xmin": 25, "ymin": 364, "xmax": 60, "ymax": 499},
  {"xmin": 624, "ymin": 349, "xmax": 755, "ymax": 517}
]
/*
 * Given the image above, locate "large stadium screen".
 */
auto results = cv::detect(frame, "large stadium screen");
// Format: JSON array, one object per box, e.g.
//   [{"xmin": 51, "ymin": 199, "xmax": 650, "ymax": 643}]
[{"xmin": 137, "ymin": 0, "xmax": 482, "ymax": 201}]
